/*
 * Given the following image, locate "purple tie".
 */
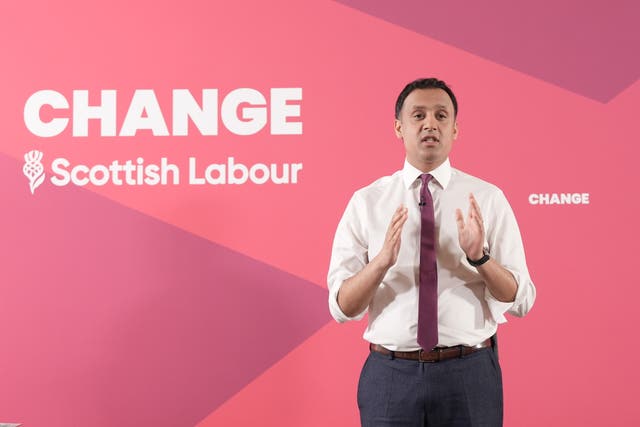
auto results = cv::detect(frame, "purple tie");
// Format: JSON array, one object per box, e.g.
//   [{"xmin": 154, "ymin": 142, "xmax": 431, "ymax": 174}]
[{"xmin": 418, "ymin": 174, "xmax": 438, "ymax": 350}]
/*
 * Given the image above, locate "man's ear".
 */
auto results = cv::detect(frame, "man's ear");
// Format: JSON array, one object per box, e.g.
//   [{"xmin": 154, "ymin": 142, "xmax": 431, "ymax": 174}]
[
  {"xmin": 453, "ymin": 121, "xmax": 458, "ymax": 140},
  {"xmin": 394, "ymin": 119, "xmax": 403, "ymax": 139}
]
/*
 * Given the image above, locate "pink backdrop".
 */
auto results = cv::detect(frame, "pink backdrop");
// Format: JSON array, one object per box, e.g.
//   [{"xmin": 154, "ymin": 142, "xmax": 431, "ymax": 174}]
[{"xmin": 1, "ymin": 1, "xmax": 639, "ymax": 426}]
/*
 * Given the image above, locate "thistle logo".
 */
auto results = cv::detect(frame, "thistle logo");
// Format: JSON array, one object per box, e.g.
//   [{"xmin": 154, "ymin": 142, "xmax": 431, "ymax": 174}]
[{"xmin": 23, "ymin": 150, "xmax": 45, "ymax": 194}]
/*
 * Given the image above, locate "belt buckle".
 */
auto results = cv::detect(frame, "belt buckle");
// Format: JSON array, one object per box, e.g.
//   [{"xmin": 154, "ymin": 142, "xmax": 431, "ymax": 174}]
[{"xmin": 418, "ymin": 349, "xmax": 437, "ymax": 363}]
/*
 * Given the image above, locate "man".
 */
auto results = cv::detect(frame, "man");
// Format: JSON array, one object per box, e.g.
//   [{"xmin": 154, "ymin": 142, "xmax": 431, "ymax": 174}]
[{"xmin": 327, "ymin": 78, "xmax": 536, "ymax": 426}]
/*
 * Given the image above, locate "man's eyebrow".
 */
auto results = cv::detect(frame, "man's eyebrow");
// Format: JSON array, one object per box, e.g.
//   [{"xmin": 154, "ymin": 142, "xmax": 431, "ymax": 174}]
[{"xmin": 408, "ymin": 104, "xmax": 450, "ymax": 111}]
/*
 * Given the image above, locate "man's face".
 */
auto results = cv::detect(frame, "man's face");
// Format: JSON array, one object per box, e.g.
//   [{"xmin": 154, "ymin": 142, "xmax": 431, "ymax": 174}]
[{"xmin": 394, "ymin": 88, "xmax": 458, "ymax": 172}]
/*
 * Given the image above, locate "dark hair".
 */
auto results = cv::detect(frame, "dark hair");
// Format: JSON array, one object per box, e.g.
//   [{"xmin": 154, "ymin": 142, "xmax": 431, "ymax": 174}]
[{"xmin": 394, "ymin": 78, "xmax": 458, "ymax": 119}]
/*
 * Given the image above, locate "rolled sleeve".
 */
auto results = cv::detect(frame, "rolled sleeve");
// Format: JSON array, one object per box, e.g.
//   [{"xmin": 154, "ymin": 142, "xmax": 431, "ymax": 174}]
[
  {"xmin": 328, "ymin": 279, "xmax": 367, "ymax": 323},
  {"xmin": 327, "ymin": 193, "xmax": 369, "ymax": 323},
  {"xmin": 484, "ymin": 190, "xmax": 537, "ymax": 323},
  {"xmin": 484, "ymin": 267, "xmax": 536, "ymax": 323}
]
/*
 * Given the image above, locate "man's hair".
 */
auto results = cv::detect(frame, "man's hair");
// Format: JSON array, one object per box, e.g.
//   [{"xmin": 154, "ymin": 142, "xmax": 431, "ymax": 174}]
[{"xmin": 394, "ymin": 78, "xmax": 458, "ymax": 119}]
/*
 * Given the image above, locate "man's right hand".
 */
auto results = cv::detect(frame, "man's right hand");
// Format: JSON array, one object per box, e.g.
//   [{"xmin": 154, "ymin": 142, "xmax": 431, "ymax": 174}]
[
  {"xmin": 373, "ymin": 206, "xmax": 409, "ymax": 269},
  {"xmin": 337, "ymin": 205, "xmax": 408, "ymax": 317}
]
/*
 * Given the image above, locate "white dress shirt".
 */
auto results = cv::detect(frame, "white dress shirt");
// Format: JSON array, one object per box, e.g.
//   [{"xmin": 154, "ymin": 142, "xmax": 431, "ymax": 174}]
[{"xmin": 327, "ymin": 159, "xmax": 536, "ymax": 351}]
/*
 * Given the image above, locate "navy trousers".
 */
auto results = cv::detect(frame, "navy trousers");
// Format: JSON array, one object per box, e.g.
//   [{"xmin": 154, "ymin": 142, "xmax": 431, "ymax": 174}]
[{"xmin": 357, "ymin": 346, "xmax": 503, "ymax": 426}]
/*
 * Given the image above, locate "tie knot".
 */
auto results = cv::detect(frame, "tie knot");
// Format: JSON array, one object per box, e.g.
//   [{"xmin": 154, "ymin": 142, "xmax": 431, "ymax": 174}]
[{"xmin": 420, "ymin": 174, "xmax": 433, "ymax": 186}]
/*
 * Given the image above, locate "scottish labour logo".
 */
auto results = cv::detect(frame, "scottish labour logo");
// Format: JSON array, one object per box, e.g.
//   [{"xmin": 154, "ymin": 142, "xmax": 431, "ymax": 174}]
[{"xmin": 23, "ymin": 150, "xmax": 45, "ymax": 195}]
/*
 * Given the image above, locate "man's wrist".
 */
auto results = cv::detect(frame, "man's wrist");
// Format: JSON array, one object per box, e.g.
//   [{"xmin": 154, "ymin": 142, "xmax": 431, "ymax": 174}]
[
  {"xmin": 467, "ymin": 249, "xmax": 490, "ymax": 267},
  {"xmin": 371, "ymin": 252, "xmax": 395, "ymax": 273}
]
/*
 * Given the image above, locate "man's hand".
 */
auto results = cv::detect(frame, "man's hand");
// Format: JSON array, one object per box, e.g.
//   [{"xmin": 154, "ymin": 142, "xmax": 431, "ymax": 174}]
[
  {"xmin": 337, "ymin": 205, "xmax": 407, "ymax": 317},
  {"xmin": 455, "ymin": 193, "xmax": 485, "ymax": 260},
  {"xmin": 455, "ymin": 193, "xmax": 518, "ymax": 302},
  {"xmin": 374, "ymin": 206, "xmax": 409, "ymax": 269}
]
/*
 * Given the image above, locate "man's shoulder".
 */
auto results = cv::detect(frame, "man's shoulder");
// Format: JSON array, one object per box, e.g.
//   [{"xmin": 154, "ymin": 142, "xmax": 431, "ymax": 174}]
[
  {"xmin": 450, "ymin": 167, "xmax": 504, "ymax": 196},
  {"xmin": 352, "ymin": 170, "xmax": 403, "ymax": 199}
]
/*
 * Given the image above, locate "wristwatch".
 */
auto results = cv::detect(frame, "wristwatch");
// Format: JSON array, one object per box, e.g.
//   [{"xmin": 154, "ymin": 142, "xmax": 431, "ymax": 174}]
[{"xmin": 467, "ymin": 249, "xmax": 490, "ymax": 267}]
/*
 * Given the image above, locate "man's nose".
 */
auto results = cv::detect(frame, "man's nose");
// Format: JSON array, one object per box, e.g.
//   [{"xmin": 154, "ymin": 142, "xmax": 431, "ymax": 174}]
[{"xmin": 423, "ymin": 114, "xmax": 437, "ymax": 130}]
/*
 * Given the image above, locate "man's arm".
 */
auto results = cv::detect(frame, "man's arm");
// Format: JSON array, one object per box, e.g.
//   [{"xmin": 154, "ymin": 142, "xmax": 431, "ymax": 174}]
[
  {"xmin": 456, "ymin": 193, "xmax": 518, "ymax": 302},
  {"xmin": 337, "ymin": 206, "xmax": 408, "ymax": 317}
]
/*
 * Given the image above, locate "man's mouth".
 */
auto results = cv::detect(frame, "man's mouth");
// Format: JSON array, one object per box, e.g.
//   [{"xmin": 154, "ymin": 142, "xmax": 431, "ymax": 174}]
[{"xmin": 421, "ymin": 135, "xmax": 439, "ymax": 143}]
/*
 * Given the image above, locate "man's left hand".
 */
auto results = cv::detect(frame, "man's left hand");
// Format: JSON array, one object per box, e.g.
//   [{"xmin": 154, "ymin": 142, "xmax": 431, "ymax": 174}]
[{"xmin": 455, "ymin": 193, "xmax": 485, "ymax": 260}]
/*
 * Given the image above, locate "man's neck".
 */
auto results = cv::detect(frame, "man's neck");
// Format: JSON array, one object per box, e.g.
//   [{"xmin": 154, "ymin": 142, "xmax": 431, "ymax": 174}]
[{"xmin": 407, "ymin": 158, "xmax": 446, "ymax": 173}]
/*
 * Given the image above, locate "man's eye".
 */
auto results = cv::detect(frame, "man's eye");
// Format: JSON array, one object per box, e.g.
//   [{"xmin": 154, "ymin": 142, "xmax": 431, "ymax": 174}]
[
  {"xmin": 413, "ymin": 113, "xmax": 424, "ymax": 119},
  {"xmin": 436, "ymin": 113, "xmax": 447, "ymax": 120}
]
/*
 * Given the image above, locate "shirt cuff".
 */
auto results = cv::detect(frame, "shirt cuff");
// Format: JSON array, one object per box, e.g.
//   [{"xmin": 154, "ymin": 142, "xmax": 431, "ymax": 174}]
[
  {"xmin": 483, "ymin": 287, "xmax": 513, "ymax": 324},
  {"xmin": 328, "ymin": 279, "xmax": 367, "ymax": 323},
  {"xmin": 483, "ymin": 266, "xmax": 535, "ymax": 323}
]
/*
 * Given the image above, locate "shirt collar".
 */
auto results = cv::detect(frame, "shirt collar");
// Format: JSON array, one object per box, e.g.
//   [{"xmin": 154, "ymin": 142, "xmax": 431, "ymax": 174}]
[{"xmin": 402, "ymin": 158, "xmax": 452, "ymax": 190}]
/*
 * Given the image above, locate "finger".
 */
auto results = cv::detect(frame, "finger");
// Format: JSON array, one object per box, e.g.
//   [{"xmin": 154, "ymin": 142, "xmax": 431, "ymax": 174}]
[
  {"xmin": 386, "ymin": 207, "xmax": 405, "ymax": 236},
  {"xmin": 389, "ymin": 208, "xmax": 408, "ymax": 232},
  {"xmin": 455, "ymin": 208, "xmax": 465, "ymax": 231},
  {"xmin": 389, "ymin": 211, "xmax": 408, "ymax": 239},
  {"xmin": 391, "ymin": 205, "xmax": 404, "ymax": 222},
  {"xmin": 468, "ymin": 197, "xmax": 484, "ymax": 232},
  {"xmin": 473, "ymin": 210, "xmax": 484, "ymax": 231},
  {"xmin": 469, "ymin": 193, "xmax": 483, "ymax": 222},
  {"xmin": 387, "ymin": 225, "xmax": 405, "ymax": 253},
  {"xmin": 387, "ymin": 209, "xmax": 408, "ymax": 241},
  {"xmin": 467, "ymin": 202, "xmax": 474, "ymax": 222},
  {"xmin": 393, "ymin": 231, "xmax": 403, "ymax": 251},
  {"xmin": 390, "ymin": 206, "xmax": 407, "ymax": 224}
]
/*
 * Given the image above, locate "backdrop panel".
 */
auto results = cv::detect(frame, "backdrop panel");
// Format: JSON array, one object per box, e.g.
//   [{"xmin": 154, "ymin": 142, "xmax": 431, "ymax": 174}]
[{"xmin": 1, "ymin": 1, "xmax": 638, "ymax": 426}]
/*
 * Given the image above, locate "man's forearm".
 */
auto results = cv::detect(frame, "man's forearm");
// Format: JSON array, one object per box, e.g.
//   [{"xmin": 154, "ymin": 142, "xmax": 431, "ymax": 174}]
[
  {"xmin": 337, "ymin": 205, "xmax": 408, "ymax": 318},
  {"xmin": 337, "ymin": 255, "xmax": 391, "ymax": 318},
  {"xmin": 475, "ymin": 258, "xmax": 518, "ymax": 302}
]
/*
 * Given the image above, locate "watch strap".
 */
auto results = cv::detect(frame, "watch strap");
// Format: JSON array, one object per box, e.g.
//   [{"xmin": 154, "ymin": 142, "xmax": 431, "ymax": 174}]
[{"xmin": 467, "ymin": 252, "xmax": 490, "ymax": 267}]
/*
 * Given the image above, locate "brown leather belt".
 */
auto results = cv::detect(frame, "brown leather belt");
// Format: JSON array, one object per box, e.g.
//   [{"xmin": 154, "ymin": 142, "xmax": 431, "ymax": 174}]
[{"xmin": 370, "ymin": 338, "xmax": 493, "ymax": 363}]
